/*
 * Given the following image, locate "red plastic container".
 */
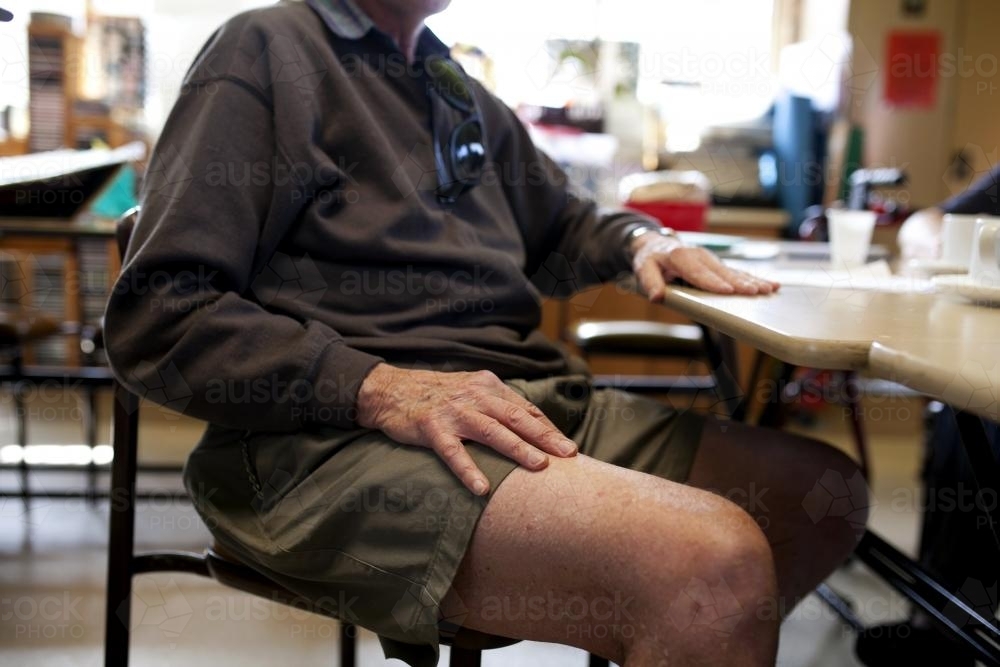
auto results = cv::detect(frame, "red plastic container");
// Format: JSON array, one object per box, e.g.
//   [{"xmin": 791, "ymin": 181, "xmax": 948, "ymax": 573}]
[{"xmin": 624, "ymin": 200, "xmax": 709, "ymax": 232}]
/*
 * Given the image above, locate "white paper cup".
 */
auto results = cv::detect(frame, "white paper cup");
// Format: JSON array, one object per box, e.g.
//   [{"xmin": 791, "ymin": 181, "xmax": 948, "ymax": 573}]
[
  {"xmin": 969, "ymin": 216, "xmax": 1000, "ymax": 286},
  {"xmin": 827, "ymin": 209, "xmax": 877, "ymax": 268},
  {"xmin": 941, "ymin": 214, "xmax": 979, "ymax": 267}
]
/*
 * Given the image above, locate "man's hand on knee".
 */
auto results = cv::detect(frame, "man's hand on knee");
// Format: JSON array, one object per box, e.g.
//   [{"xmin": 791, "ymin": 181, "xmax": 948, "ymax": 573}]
[{"xmin": 356, "ymin": 364, "xmax": 578, "ymax": 495}]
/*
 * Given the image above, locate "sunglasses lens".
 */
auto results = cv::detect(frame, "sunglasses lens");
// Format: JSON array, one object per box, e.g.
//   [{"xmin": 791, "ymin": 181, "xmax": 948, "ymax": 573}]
[{"xmin": 451, "ymin": 120, "xmax": 486, "ymax": 182}]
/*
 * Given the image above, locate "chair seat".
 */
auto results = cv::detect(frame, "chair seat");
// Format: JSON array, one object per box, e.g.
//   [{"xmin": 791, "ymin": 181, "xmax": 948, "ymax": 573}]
[
  {"xmin": 206, "ymin": 545, "xmax": 518, "ymax": 651},
  {"xmin": 591, "ymin": 373, "xmax": 716, "ymax": 394},
  {"xmin": 568, "ymin": 320, "xmax": 704, "ymax": 357},
  {"xmin": 0, "ymin": 307, "xmax": 60, "ymax": 346}
]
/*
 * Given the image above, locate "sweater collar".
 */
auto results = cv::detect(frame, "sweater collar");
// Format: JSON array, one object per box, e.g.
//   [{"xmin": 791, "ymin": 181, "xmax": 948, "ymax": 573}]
[
  {"xmin": 303, "ymin": 0, "xmax": 374, "ymax": 39},
  {"xmin": 303, "ymin": 0, "xmax": 450, "ymax": 57}
]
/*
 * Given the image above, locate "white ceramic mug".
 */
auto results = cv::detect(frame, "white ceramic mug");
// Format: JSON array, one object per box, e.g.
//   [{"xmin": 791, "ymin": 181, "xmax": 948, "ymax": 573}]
[
  {"xmin": 969, "ymin": 217, "xmax": 1000, "ymax": 286},
  {"xmin": 827, "ymin": 209, "xmax": 877, "ymax": 268},
  {"xmin": 941, "ymin": 214, "xmax": 979, "ymax": 267}
]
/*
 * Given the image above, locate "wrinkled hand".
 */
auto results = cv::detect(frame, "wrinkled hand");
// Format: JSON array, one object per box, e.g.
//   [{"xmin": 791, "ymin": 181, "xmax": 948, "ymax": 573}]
[
  {"xmin": 897, "ymin": 207, "xmax": 944, "ymax": 261},
  {"xmin": 356, "ymin": 364, "xmax": 577, "ymax": 495},
  {"xmin": 632, "ymin": 236, "xmax": 780, "ymax": 302}
]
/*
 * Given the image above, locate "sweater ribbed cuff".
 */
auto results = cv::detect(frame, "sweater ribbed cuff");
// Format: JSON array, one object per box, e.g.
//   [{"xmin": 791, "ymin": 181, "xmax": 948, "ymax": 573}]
[{"xmin": 307, "ymin": 341, "xmax": 384, "ymax": 429}]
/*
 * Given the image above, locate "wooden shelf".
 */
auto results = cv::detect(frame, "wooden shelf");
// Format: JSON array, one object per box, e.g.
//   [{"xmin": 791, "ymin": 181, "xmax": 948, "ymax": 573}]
[
  {"xmin": 0, "ymin": 138, "xmax": 28, "ymax": 157},
  {"xmin": 27, "ymin": 16, "xmax": 145, "ymax": 151}
]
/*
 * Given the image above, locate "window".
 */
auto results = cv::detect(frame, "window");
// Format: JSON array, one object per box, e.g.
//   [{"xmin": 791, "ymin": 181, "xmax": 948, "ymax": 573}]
[{"xmin": 428, "ymin": 0, "xmax": 778, "ymax": 140}]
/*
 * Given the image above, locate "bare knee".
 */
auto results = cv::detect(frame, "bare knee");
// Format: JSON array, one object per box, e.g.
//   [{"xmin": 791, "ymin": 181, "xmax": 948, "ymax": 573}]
[
  {"xmin": 630, "ymin": 499, "xmax": 779, "ymax": 664},
  {"xmin": 637, "ymin": 504, "xmax": 777, "ymax": 635},
  {"xmin": 696, "ymin": 500, "xmax": 777, "ymax": 613}
]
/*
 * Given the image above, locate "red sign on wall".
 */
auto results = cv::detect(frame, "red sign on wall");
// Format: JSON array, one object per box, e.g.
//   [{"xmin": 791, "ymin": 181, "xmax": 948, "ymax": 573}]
[{"xmin": 885, "ymin": 30, "xmax": 940, "ymax": 108}]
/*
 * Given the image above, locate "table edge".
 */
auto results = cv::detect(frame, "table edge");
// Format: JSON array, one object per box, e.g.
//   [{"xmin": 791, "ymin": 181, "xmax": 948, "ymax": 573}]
[
  {"xmin": 868, "ymin": 342, "xmax": 998, "ymax": 421},
  {"xmin": 659, "ymin": 288, "xmax": 870, "ymax": 371}
]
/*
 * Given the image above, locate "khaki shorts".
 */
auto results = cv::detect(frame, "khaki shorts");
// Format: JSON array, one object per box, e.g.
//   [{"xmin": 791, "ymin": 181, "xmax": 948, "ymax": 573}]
[{"xmin": 183, "ymin": 375, "xmax": 704, "ymax": 667}]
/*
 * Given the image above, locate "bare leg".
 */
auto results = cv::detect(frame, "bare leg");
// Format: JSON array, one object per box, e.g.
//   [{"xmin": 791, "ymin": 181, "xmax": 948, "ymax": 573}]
[
  {"xmin": 687, "ymin": 419, "xmax": 867, "ymax": 617},
  {"xmin": 442, "ymin": 455, "xmax": 780, "ymax": 666}
]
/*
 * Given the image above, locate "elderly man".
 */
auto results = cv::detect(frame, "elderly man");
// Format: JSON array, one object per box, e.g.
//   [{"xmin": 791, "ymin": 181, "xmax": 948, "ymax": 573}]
[{"xmin": 105, "ymin": 1, "xmax": 864, "ymax": 665}]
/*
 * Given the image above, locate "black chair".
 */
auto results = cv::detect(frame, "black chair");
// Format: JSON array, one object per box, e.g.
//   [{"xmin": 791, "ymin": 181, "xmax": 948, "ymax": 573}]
[
  {"xmin": 568, "ymin": 319, "xmax": 746, "ymax": 421},
  {"xmin": 0, "ymin": 304, "xmax": 62, "ymax": 498},
  {"xmin": 569, "ymin": 309, "xmax": 871, "ymax": 477},
  {"xmin": 102, "ymin": 208, "xmax": 584, "ymax": 667}
]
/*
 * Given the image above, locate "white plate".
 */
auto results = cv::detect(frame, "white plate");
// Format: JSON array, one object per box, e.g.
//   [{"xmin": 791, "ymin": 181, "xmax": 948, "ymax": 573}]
[
  {"xmin": 721, "ymin": 242, "xmax": 782, "ymax": 260},
  {"xmin": 677, "ymin": 231, "xmax": 746, "ymax": 251},
  {"xmin": 905, "ymin": 258, "xmax": 969, "ymax": 276},
  {"xmin": 932, "ymin": 274, "xmax": 1000, "ymax": 305}
]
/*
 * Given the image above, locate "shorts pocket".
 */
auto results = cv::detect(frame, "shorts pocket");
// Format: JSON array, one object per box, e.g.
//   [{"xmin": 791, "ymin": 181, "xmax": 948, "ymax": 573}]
[{"xmin": 242, "ymin": 427, "xmax": 370, "ymax": 516}]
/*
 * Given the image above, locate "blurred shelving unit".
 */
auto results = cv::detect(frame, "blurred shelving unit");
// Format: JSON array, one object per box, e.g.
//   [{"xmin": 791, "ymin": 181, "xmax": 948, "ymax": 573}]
[
  {"xmin": 5, "ymin": 8, "xmax": 147, "ymax": 367},
  {"xmin": 26, "ymin": 10, "xmax": 146, "ymax": 153}
]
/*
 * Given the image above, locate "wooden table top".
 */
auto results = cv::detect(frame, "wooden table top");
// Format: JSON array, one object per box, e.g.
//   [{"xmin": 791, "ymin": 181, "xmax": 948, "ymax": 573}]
[
  {"xmin": 0, "ymin": 216, "xmax": 116, "ymax": 238},
  {"xmin": 867, "ymin": 292, "xmax": 1000, "ymax": 420},
  {"xmin": 660, "ymin": 277, "xmax": 1000, "ymax": 420}
]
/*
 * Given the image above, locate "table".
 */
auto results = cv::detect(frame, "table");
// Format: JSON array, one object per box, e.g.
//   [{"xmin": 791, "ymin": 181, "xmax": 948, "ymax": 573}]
[
  {"xmin": 0, "ymin": 145, "xmax": 139, "ymax": 365},
  {"xmin": 661, "ymin": 285, "xmax": 1000, "ymax": 420},
  {"xmin": 706, "ymin": 206, "xmax": 788, "ymax": 237},
  {"xmin": 0, "ymin": 216, "xmax": 117, "ymax": 239},
  {"xmin": 658, "ymin": 278, "xmax": 1000, "ymax": 663}
]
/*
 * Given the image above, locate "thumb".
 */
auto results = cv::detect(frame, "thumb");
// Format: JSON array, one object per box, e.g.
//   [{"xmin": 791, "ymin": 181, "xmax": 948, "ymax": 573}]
[{"xmin": 636, "ymin": 259, "xmax": 668, "ymax": 302}]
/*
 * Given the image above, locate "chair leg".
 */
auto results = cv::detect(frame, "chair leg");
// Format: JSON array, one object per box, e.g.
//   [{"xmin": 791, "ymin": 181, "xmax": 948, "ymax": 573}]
[
  {"xmin": 698, "ymin": 324, "xmax": 745, "ymax": 420},
  {"xmin": 15, "ymin": 377, "xmax": 28, "ymax": 506},
  {"xmin": 84, "ymin": 386, "xmax": 99, "ymax": 504},
  {"xmin": 104, "ymin": 384, "xmax": 139, "ymax": 667},
  {"xmin": 449, "ymin": 647, "xmax": 482, "ymax": 667},
  {"xmin": 757, "ymin": 361, "xmax": 795, "ymax": 428},
  {"xmin": 588, "ymin": 654, "xmax": 611, "ymax": 667},
  {"xmin": 339, "ymin": 622, "xmax": 357, "ymax": 667},
  {"xmin": 843, "ymin": 371, "xmax": 872, "ymax": 481}
]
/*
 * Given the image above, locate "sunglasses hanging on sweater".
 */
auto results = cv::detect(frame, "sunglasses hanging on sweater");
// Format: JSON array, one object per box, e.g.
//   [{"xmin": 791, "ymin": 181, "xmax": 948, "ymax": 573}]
[{"xmin": 424, "ymin": 55, "xmax": 487, "ymax": 205}]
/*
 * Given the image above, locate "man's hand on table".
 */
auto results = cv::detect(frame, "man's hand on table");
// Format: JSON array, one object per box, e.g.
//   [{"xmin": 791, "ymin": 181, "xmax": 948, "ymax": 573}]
[
  {"xmin": 631, "ymin": 232, "xmax": 780, "ymax": 302},
  {"xmin": 356, "ymin": 364, "xmax": 578, "ymax": 496}
]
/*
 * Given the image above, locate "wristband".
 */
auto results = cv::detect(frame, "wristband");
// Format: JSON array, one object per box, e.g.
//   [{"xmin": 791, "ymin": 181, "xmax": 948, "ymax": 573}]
[{"xmin": 627, "ymin": 225, "xmax": 682, "ymax": 264}]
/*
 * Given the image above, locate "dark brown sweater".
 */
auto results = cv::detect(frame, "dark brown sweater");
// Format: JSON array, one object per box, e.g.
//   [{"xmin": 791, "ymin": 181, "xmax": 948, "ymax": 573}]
[
  {"xmin": 942, "ymin": 164, "xmax": 1000, "ymax": 217},
  {"xmin": 104, "ymin": 1, "xmax": 658, "ymax": 431}
]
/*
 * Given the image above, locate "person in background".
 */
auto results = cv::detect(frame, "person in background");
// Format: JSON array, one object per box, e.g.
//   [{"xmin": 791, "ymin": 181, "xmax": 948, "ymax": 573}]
[
  {"xmin": 857, "ymin": 164, "xmax": 1000, "ymax": 666},
  {"xmin": 897, "ymin": 164, "xmax": 1000, "ymax": 260}
]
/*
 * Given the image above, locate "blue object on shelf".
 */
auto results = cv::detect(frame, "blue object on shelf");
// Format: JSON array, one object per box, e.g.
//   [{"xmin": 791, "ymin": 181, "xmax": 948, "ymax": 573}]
[
  {"xmin": 773, "ymin": 92, "xmax": 816, "ymax": 233},
  {"xmin": 88, "ymin": 163, "xmax": 137, "ymax": 219}
]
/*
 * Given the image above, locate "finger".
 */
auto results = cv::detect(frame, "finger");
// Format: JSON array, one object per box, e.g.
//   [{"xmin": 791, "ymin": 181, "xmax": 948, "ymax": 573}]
[
  {"xmin": 719, "ymin": 267, "xmax": 771, "ymax": 295},
  {"xmin": 481, "ymin": 395, "xmax": 577, "ymax": 457},
  {"xmin": 728, "ymin": 273, "xmax": 761, "ymax": 294},
  {"xmin": 684, "ymin": 264, "xmax": 736, "ymax": 294},
  {"xmin": 688, "ymin": 251, "xmax": 766, "ymax": 293},
  {"xmin": 741, "ymin": 273, "xmax": 780, "ymax": 293},
  {"xmin": 461, "ymin": 413, "xmax": 549, "ymax": 471},
  {"xmin": 710, "ymin": 260, "xmax": 781, "ymax": 295},
  {"xmin": 637, "ymin": 258, "xmax": 669, "ymax": 301},
  {"xmin": 483, "ymin": 377, "xmax": 576, "ymax": 453},
  {"xmin": 494, "ymin": 384, "xmax": 563, "ymax": 433},
  {"xmin": 719, "ymin": 265, "xmax": 770, "ymax": 294},
  {"xmin": 430, "ymin": 433, "xmax": 490, "ymax": 495}
]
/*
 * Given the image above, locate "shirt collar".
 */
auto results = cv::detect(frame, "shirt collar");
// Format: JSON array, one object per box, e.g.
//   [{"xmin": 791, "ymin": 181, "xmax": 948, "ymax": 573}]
[
  {"xmin": 302, "ymin": 0, "xmax": 450, "ymax": 57},
  {"xmin": 303, "ymin": 0, "xmax": 373, "ymax": 39}
]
